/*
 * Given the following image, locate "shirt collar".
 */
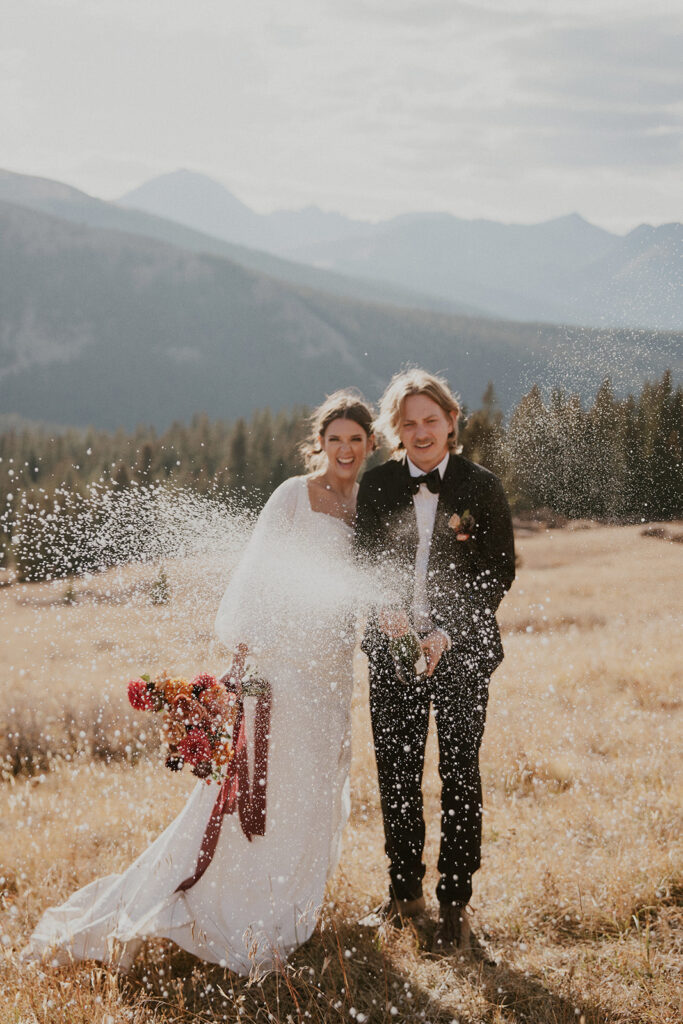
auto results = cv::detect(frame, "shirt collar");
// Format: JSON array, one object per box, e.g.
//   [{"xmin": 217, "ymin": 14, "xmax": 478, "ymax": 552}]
[{"xmin": 406, "ymin": 452, "xmax": 450, "ymax": 479}]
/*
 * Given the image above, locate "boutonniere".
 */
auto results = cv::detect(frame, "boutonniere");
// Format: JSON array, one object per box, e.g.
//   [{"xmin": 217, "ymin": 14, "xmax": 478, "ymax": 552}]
[{"xmin": 448, "ymin": 508, "xmax": 475, "ymax": 540}]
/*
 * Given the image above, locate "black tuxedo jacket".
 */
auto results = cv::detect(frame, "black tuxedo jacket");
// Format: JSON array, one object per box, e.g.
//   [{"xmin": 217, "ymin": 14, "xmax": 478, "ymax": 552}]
[{"xmin": 355, "ymin": 453, "xmax": 515, "ymax": 672}]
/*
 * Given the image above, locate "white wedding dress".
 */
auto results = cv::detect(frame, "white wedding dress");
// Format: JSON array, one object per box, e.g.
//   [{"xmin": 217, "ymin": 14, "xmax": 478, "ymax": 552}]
[{"xmin": 24, "ymin": 477, "xmax": 358, "ymax": 975}]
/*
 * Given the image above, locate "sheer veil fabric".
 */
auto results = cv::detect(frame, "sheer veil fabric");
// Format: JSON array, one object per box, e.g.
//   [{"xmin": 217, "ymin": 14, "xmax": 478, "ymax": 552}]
[{"xmin": 23, "ymin": 477, "xmax": 357, "ymax": 975}]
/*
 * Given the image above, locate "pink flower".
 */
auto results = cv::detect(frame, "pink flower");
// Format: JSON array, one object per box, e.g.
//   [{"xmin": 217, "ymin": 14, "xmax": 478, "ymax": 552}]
[
  {"xmin": 448, "ymin": 508, "xmax": 475, "ymax": 540},
  {"xmin": 191, "ymin": 673, "xmax": 218, "ymax": 695},
  {"xmin": 127, "ymin": 678, "xmax": 156, "ymax": 711}
]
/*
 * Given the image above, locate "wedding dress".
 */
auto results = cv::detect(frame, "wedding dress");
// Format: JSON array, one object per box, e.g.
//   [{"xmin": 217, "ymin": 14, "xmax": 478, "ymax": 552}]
[{"xmin": 23, "ymin": 477, "xmax": 359, "ymax": 975}]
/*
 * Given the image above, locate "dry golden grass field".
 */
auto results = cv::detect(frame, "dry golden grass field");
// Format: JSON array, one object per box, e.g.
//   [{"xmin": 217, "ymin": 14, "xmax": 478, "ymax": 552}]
[{"xmin": 1, "ymin": 523, "xmax": 681, "ymax": 1023}]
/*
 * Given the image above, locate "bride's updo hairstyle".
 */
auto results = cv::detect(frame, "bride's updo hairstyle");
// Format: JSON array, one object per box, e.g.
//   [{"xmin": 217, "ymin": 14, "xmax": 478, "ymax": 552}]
[
  {"xmin": 300, "ymin": 389, "xmax": 376, "ymax": 470},
  {"xmin": 375, "ymin": 368, "xmax": 462, "ymax": 455}
]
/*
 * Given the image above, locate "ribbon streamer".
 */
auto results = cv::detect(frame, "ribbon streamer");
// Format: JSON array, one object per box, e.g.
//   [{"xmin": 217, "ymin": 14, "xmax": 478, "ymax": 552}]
[{"xmin": 175, "ymin": 655, "xmax": 271, "ymax": 893}]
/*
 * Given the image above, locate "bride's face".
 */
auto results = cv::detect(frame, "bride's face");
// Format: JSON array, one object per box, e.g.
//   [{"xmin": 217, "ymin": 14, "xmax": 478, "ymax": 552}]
[{"xmin": 319, "ymin": 417, "xmax": 374, "ymax": 483}]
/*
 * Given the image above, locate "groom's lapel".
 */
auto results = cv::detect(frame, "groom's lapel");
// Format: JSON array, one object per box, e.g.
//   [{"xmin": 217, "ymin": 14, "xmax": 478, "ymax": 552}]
[
  {"xmin": 430, "ymin": 454, "xmax": 471, "ymax": 557},
  {"xmin": 385, "ymin": 458, "xmax": 419, "ymax": 561}
]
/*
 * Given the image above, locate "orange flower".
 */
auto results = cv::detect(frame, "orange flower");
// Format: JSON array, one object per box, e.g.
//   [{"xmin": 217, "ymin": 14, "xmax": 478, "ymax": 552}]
[
  {"xmin": 172, "ymin": 695, "xmax": 212, "ymax": 730},
  {"xmin": 161, "ymin": 678, "xmax": 188, "ymax": 704},
  {"xmin": 161, "ymin": 716, "xmax": 186, "ymax": 746},
  {"xmin": 200, "ymin": 685, "xmax": 233, "ymax": 719},
  {"xmin": 214, "ymin": 741, "xmax": 234, "ymax": 766}
]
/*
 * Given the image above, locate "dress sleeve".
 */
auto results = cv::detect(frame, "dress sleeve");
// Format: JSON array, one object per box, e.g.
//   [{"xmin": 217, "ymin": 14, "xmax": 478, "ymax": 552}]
[{"xmin": 214, "ymin": 477, "xmax": 302, "ymax": 655}]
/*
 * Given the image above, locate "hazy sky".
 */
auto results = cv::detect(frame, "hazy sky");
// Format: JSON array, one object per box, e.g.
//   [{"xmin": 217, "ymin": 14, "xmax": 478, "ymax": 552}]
[{"xmin": 2, "ymin": 0, "xmax": 681, "ymax": 231}]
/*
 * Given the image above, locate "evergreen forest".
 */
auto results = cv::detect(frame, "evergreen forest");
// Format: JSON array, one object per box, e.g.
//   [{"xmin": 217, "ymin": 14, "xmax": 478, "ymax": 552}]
[{"xmin": 1, "ymin": 372, "xmax": 680, "ymax": 582}]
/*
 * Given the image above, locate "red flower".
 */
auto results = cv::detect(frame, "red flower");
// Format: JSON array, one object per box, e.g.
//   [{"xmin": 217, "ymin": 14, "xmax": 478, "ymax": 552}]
[
  {"xmin": 178, "ymin": 728, "xmax": 212, "ymax": 766},
  {"xmin": 127, "ymin": 678, "xmax": 155, "ymax": 711},
  {"xmin": 191, "ymin": 673, "xmax": 217, "ymax": 695}
]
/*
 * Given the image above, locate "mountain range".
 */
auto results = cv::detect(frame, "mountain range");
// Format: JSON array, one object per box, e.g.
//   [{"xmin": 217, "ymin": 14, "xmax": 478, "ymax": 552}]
[
  {"xmin": 0, "ymin": 168, "xmax": 680, "ymax": 431},
  {"xmin": 0, "ymin": 169, "xmax": 475, "ymax": 318},
  {"xmin": 119, "ymin": 170, "xmax": 683, "ymax": 331}
]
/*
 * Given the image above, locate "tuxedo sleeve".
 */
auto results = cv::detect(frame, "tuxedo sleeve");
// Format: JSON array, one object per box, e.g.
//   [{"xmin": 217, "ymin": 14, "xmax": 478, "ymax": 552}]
[{"xmin": 476, "ymin": 473, "xmax": 516, "ymax": 613}]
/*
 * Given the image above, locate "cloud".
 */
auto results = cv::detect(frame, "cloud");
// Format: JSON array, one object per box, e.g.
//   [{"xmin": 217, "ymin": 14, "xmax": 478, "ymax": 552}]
[
  {"xmin": 326, "ymin": 0, "xmax": 506, "ymax": 29},
  {"xmin": 510, "ymin": 17, "xmax": 683, "ymax": 101},
  {"xmin": 1, "ymin": 0, "xmax": 681, "ymax": 229},
  {"xmin": 498, "ymin": 15, "xmax": 683, "ymax": 170}
]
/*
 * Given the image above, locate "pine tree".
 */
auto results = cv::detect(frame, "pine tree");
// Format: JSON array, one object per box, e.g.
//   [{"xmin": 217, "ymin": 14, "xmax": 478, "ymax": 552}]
[
  {"xmin": 585, "ymin": 380, "xmax": 625, "ymax": 518},
  {"xmin": 461, "ymin": 382, "xmax": 504, "ymax": 475},
  {"xmin": 504, "ymin": 385, "xmax": 549, "ymax": 511},
  {"xmin": 229, "ymin": 418, "xmax": 249, "ymax": 494},
  {"xmin": 113, "ymin": 462, "xmax": 131, "ymax": 489}
]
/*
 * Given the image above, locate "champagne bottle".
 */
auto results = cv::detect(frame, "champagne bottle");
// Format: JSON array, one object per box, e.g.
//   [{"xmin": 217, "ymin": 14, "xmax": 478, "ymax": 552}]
[{"xmin": 389, "ymin": 631, "xmax": 427, "ymax": 684}]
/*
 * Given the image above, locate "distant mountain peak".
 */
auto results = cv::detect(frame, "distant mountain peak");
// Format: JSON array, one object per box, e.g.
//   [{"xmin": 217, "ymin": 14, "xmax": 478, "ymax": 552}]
[
  {"xmin": 118, "ymin": 169, "xmax": 258, "ymax": 244},
  {"xmin": 120, "ymin": 168, "xmax": 250, "ymax": 210},
  {"xmin": 166, "ymin": 167, "xmax": 210, "ymax": 179},
  {"xmin": 629, "ymin": 222, "xmax": 655, "ymax": 238},
  {"xmin": 539, "ymin": 211, "xmax": 609, "ymax": 229},
  {"xmin": 0, "ymin": 167, "xmax": 95, "ymax": 205},
  {"xmin": 137, "ymin": 167, "xmax": 235, "ymax": 192}
]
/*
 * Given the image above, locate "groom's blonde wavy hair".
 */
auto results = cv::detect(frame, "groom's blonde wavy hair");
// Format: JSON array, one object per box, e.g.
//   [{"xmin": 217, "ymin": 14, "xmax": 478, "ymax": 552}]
[
  {"xmin": 300, "ymin": 389, "xmax": 376, "ymax": 470},
  {"xmin": 376, "ymin": 368, "xmax": 462, "ymax": 455}
]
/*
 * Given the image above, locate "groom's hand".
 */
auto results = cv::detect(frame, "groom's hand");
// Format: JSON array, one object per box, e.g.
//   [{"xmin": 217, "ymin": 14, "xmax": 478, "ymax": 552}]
[
  {"xmin": 378, "ymin": 607, "xmax": 412, "ymax": 638},
  {"xmin": 421, "ymin": 631, "xmax": 450, "ymax": 676}
]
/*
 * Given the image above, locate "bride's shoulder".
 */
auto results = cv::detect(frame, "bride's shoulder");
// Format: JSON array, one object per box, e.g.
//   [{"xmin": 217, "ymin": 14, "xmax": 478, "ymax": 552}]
[
  {"xmin": 261, "ymin": 475, "xmax": 307, "ymax": 516},
  {"xmin": 270, "ymin": 475, "xmax": 307, "ymax": 499}
]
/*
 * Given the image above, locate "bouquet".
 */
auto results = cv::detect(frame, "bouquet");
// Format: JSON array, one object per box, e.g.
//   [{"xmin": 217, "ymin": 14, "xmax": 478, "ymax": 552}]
[{"xmin": 126, "ymin": 671, "xmax": 238, "ymax": 782}]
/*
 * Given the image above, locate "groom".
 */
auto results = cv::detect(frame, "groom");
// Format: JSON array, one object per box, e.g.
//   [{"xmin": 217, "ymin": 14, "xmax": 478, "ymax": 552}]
[{"xmin": 355, "ymin": 369, "xmax": 515, "ymax": 951}]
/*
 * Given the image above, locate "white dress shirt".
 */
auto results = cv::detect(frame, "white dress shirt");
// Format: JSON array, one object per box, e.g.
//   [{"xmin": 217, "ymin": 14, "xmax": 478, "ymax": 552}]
[{"xmin": 407, "ymin": 452, "xmax": 450, "ymax": 635}]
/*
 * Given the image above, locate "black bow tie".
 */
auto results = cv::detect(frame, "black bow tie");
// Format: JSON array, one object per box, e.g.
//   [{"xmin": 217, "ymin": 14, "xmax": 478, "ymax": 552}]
[{"xmin": 408, "ymin": 468, "xmax": 442, "ymax": 495}]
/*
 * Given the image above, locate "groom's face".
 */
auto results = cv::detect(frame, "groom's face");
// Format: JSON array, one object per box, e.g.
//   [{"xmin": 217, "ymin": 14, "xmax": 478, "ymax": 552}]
[{"xmin": 399, "ymin": 393, "xmax": 454, "ymax": 472}]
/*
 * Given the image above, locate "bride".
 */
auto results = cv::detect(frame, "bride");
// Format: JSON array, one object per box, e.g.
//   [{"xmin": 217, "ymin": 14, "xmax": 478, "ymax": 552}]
[{"xmin": 23, "ymin": 391, "xmax": 376, "ymax": 975}]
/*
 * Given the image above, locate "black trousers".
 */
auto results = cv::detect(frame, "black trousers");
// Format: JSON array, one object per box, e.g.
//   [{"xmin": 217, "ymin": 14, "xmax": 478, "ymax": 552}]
[{"xmin": 368, "ymin": 646, "xmax": 490, "ymax": 906}]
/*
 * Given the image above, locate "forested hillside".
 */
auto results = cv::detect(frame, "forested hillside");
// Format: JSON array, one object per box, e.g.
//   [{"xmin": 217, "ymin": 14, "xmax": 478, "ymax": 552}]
[
  {"xmin": 2, "ymin": 373, "xmax": 680, "ymax": 582},
  {"xmin": 1, "ymin": 201, "xmax": 680, "ymax": 431}
]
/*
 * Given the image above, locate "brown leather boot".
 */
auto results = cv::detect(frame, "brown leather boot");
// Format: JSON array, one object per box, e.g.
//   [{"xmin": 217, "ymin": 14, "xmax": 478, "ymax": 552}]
[
  {"xmin": 359, "ymin": 894, "xmax": 426, "ymax": 928},
  {"xmin": 432, "ymin": 903, "xmax": 471, "ymax": 952}
]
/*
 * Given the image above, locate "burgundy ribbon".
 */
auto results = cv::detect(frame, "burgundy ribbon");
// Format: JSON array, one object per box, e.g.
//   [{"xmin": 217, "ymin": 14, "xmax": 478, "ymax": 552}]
[{"xmin": 175, "ymin": 674, "xmax": 271, "ymax": 893}]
